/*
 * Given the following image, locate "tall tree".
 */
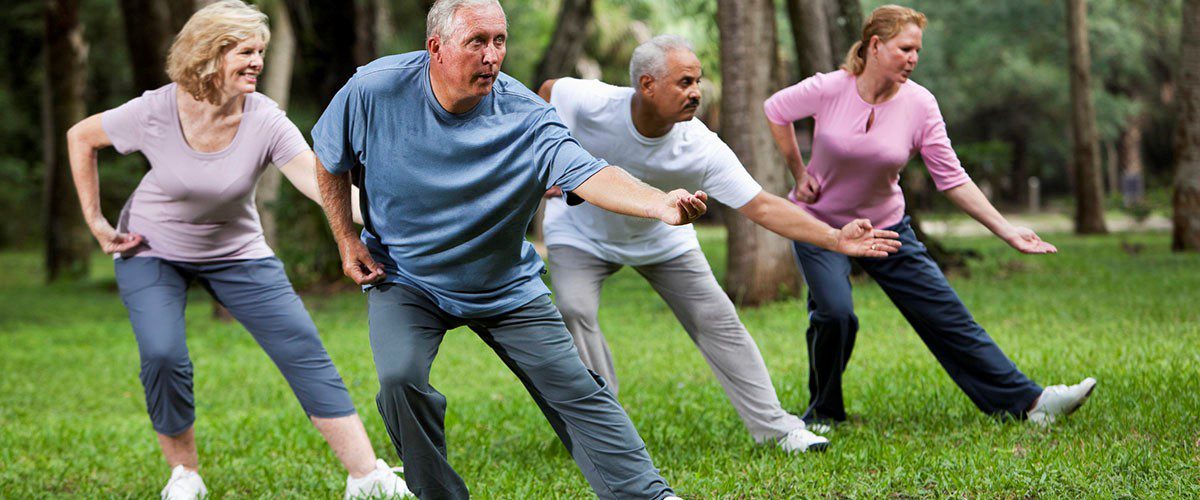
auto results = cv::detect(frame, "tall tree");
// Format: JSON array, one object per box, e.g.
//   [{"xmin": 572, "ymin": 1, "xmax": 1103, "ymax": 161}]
[
  {"xmin": 531, "ymin": 0, "xmax": 594, "ymax": 87},
  {"xmin": 786, "ymin": 0, "xmax": 834, "ymax": 79},
  {"xmin": 829, "ymin": 0, "xmax": 863, "ymax": 66},
  {"xmin": 166, "ymin": 0, "xmax": 197, "ymax": 33},
  {"xmin": 1173, "ymin": 0, "xmax": 1200, "ymax": 251},
  {"xmin": 717, "ymin": 0, "xmax": 803, "ymax": 305},
  {"xmin": 43, "ymin": 0, "xmax": 91, "ymax": 282},
  {"xmin": 1066, "ymin": 0, "xmax": 1107, "ymax": 234},
  {"xmin": 256, "ymin": 0, "xmax": 296, "ymax": 249},
  {"xmin": 117, "ymin": 0, "xmax": 176, "ymax": 91},
  {"xmin": 528, "ymin": 0, "xmax": 594, "ymax": 241}
]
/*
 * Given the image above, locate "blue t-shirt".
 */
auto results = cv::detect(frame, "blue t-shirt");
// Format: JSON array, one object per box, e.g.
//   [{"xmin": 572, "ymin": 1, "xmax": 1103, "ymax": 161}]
[{"xmin": 312, "ymin": 51, "xmax": 607, "ymax": 318}]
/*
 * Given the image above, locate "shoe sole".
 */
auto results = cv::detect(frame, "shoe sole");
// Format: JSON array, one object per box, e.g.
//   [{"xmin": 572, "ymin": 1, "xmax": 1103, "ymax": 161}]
[{"xmin": 807, "ymin": 441, "xmax": 830, "ymax": 453}]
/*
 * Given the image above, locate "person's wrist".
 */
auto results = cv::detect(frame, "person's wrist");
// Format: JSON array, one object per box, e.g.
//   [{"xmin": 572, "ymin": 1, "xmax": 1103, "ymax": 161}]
[{"xmin": 825, "ymin": 227, "xmax": 840, "ymax": 251}]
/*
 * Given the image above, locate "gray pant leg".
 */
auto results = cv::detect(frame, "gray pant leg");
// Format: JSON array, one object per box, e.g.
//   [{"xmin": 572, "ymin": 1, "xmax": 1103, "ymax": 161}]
[
  {"xmin": 635, "ymin": 249, "xmax": 804, "ymax": 442},
  {"xmin": 546, "ymin": 245, "xmax": 624, "ymax": 395},
  {"xmin": 201, "ymin": 257, "xmax": 357, "ymax": 419},
  {"xmin": 115, "ymin": 257, "xmax": 195, "ymax": 436},
  {"xmin": 366, "ymin": 284, "xmax": 466, "ymax": 500},
  {"xmin": 468, "ymin": 296, "xmax": 673, "ymax": 500}
]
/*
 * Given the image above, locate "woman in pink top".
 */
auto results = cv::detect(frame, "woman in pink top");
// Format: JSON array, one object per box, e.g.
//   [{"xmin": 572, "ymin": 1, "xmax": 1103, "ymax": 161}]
[
  {"xmin": 65, "ymin": 2, "xmax": 407, "ymax": 498},
  {"xmin": 764, "ymin": 5, "xmax": 1095, "ymax": 429}
]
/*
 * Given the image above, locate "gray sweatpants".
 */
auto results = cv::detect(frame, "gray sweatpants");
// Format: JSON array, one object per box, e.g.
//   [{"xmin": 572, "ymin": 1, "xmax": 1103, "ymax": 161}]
[
  {"xmin": 547, "ymin": 246, "xmax": 804, "ymax": 442},
  {"xmin": 114, "ymin": 256, "xmax": 357, "ymax": 436},
  {"xmin": 366, "ymin": 283, "xmax": 673, "ymax": 500}
]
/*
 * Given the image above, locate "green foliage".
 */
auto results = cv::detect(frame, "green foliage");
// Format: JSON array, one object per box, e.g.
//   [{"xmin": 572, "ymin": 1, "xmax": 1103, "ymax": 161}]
[{"xmin": 1, "ymin": 230, "xmax": 1197, "ymax": 496}]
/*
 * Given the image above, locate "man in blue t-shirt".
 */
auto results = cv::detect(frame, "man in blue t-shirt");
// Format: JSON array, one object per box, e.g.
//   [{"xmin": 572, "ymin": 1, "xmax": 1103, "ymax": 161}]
[{"xmin": 312, "ymin": 1, "xmax": 702, "ymax": 498}]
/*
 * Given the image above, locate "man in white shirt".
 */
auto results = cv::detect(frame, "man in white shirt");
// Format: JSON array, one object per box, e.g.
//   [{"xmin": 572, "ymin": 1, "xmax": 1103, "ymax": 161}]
[{"xmin": 537, "ymin": 35, "xmax": 902, "ymax": 453}]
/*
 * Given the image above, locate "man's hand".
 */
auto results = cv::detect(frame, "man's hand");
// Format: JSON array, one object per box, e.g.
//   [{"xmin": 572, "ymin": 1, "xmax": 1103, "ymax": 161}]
[
  {"xmin": 791, "ymin": 172, "xmax": 821, "ymax": 203},
  {"xmin": 89, "ymin": 219, "xmax": 143, "ymax": 254},
  {"xmin": 338, "ymin": 239, "xmax": 385, "ymax": 285},
  {"xmin": 544, "ymin": 186, "xmax": 563, "ymax": 198},
  {"xmin": 655, "ymin": 189, "xmax": 709, "ymax": 226},
  {"xmin": 834, "ymin": 219, "xmax": 902, "ymax": 258},
  {"xmin": 999, "ymin": 226, "xmax": 1057, "ymax": 254}
]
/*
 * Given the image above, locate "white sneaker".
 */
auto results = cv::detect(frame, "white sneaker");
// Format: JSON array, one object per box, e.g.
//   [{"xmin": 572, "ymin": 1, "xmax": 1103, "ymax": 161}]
[
  {"xmin": 1028, "ymin": 377, "xmax": 1097, "ymax": 425},
  {"xmin": 344, "ymin": 459, "xmax": 413, "ymax": 499},
  {"xmin": 161, "ymin": 465, "xmax": 207, "ymax": 500},
  {"xmin": 778, "ymin": 427, "xmax": 830, "ymax": 453},
  {"xmin": 805, "ymin": 421, "xmax": 834, "ymax": 435}
]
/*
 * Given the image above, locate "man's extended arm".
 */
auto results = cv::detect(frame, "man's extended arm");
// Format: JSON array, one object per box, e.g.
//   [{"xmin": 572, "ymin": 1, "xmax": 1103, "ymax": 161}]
[
  {"xmin": 315, "ymin": 157, "xmax": 384, "ymax": 284},
  {"xmin": 570, "ymin": 165, "xmax": 708, "ymax": 226},
  {"xmin": 738, "ymin": 191, "xmax": 901, "ymax": 258}
]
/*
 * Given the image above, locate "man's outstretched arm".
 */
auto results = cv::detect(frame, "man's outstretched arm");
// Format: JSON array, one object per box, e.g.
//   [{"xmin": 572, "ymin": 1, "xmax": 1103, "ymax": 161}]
[
  {"xmin": 738, "ymin": 191, "xmax": 901, "ymax": 258},
  {"xmin": 315, "ymin": 157, "xmax": 384, "ymax": 285},
  {"xmin": 570, "ymin": 165, "xmax": 709, "ymax": 226}
]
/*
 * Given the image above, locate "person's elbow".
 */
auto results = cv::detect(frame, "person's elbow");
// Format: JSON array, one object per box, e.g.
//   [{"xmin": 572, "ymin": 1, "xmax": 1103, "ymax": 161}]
[{"xmin": 537, "ymin": 79, "xmax": 557, "ymax": 102}]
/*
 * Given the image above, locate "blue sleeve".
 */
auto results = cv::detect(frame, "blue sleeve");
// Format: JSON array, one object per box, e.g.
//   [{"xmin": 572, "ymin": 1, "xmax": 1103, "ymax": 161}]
[
  {"xmin": 532, "ymin": 108, "xmax": 608, "ymax": 201},
  {"xmin": 311, "ymin": 78, "xmax": 365, "ymax": 175}
]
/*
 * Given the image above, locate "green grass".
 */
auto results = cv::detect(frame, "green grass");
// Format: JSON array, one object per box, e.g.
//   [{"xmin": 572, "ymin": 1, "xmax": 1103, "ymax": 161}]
[{"xmin": 2, "ymin": 229, "xmax": 1198, "ymax": 498}]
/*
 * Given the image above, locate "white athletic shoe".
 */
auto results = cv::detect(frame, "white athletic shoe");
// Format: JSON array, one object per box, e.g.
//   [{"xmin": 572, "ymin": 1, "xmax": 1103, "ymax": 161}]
[
  {"xmin": 344, "ymin": 459, "xmax": 413, "ymax": 499},
  {"xmin": 805, "ymin": 421, "xmax": 834, "ymax": 435},
  {"xmin": 1028, "ymin": 377, "xmax": 1097, "ymax": 425},
  {"xmin": 161, "ymin": 465, "xmax": 207, "ymax": 500},
  {"xmin": 778, "ymin": 427, "xmax": 830, "ymax": 453}
]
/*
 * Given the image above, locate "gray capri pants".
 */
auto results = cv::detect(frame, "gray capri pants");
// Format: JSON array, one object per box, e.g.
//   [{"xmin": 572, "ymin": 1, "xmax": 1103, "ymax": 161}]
[{"xmin": 114, "ymin": 256, "xmax": 357, "ymax": 436}]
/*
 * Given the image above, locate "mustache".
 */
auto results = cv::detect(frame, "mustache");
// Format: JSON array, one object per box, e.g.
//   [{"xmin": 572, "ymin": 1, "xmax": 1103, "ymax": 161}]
[{"xmin": 684, "ymin": 98, "xmax": 700, "ymax": 108}]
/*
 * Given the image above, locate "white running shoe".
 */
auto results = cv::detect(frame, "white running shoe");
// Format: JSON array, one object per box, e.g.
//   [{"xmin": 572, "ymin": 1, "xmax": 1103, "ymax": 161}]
[
  {"xmin": 1027, "ymin": 377, "xmax": 1097, "ymax": 425},
  {"xmin": 161, "ymin": 465, "xmax": 207, "ymax": 500},
  {"xmin": 344, "ymin": 459, "xmax": 413, "ymax": 499},
  {"xmin": 778, "ymin": 427, "xmax": 830, "ymax": 453}
]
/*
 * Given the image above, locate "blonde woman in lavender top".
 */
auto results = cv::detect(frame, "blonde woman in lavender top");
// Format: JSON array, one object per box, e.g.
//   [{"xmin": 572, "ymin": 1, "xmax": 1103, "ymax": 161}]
[
  {"xmin": 764, "ymin": 4, "xmax": 1096, "ymax": 430},
  {"xmin": 66, "ymin": 2, "xmax": 409, "ymax": 498}
]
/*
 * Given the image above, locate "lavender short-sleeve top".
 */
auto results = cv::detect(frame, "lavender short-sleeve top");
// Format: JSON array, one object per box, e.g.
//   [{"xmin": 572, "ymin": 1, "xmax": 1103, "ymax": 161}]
[{"xmin": 102, "ymin": 83, "xmax": 309, "ymax": 262}]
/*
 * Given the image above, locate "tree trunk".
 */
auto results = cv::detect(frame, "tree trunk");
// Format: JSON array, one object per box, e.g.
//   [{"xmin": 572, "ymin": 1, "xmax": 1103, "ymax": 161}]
[
  {"xmin": 43, "ymin": 0, "xmax": 91, "ymax": 282},
  {"xmin": 532, "ymin": 0, "xmax": 593, "ymax": 87},
  {"xmin": 166, "ymin": 0, "xmax": 196, "ymax": 33},
  {"xmin": 786, "ymin": 0, "xmax": 834, "ymax": 79},
  {"xmin": 1066, "ymin": 0, "xmax": 1107, "ymax": 234},
  {"xmin": 256, "ymin": 0, "xmax": 295, "ymax": 250},
  {"xmin": 1173, "ymin": 0, "xmax": 1200, "ymax": 251},
  {"xmin": 528, "ymin": 0, "xmax": 594, "ymax": 242},
  {"xmin": 829, "ymin": 0, "xmax": 863, "ymax": 68},
  {"xmin": 118, "ymin": 0, "xmax": 175, "ymax": 91},
  {"xmin": 717, "ymin": 0, "xmax": 803, "ymax": 306},
  {"xmin": 285, "ymin": 0, "xmax": 375, "ymax": 106}
]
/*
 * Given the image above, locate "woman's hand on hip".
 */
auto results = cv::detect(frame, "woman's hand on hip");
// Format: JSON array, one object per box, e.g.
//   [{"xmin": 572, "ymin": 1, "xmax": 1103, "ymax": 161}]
[
  {"xmin": 791, "ymin": 172, "xmax": 821, "ymax": 204},
  {"xmin": 89, "ymin": 219, "xmax": 143, "ymax": 254},
  {"xmin": 1000, "ymin": 226, "xmax": 1058, "ymax": 254},
  {"xmin": 835, "ymin": 219, "xmax": 901, "ymax": 258}
]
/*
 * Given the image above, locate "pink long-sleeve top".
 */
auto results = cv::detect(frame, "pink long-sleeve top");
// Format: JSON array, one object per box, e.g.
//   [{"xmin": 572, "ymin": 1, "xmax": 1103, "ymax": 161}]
[{"xmin": 763, "ymin": 70, "xmax": 970, "ymax": 229}]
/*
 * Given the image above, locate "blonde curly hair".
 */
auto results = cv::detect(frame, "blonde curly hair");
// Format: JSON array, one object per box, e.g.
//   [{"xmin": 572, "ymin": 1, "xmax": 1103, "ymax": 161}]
[{"xmin": 166, "ymin": 0, "xmax": 270, "ymax": 104}]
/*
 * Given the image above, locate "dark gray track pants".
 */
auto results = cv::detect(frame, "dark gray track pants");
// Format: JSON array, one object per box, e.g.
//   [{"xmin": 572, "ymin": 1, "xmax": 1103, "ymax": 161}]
[
  {"xmin": 792, "ymin": 216, "xmax": 1043, "ymax": 422},
  {"xmin": 114, "ymin": 256, "xmax": 356, "ymax": 436},
  {"xmin": 366, "ymin": 283, "xmax": 673, "ymax": 500}
]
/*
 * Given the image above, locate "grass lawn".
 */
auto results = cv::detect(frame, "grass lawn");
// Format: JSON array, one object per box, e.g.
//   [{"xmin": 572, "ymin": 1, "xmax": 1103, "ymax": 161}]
[{"xmin": 1, "ymin": 229, "xmax": 1197, "ymax": 498}]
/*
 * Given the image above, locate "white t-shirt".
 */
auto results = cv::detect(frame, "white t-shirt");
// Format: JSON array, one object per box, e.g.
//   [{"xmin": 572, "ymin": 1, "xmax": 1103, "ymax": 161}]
[{"xmin": 544, "ymin": 78, "xmax": 763, "ymax": 266}]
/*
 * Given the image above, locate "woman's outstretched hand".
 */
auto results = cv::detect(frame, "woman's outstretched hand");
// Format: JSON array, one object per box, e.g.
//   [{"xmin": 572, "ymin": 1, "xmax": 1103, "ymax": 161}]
[{"xmin": 1000, "ymin": 226, "xmax": 1058, "ymax": 254}]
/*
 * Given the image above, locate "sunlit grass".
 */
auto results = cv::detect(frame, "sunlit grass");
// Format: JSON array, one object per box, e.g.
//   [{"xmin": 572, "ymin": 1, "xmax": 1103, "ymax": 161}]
[{"xmin": 1, "ymin": 229, "xmax": 1197, "ymax": 497}]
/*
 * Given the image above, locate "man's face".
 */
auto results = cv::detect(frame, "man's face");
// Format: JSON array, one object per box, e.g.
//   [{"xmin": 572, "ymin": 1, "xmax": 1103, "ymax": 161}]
[
  {"xmin": 430, "ymin": 3, "xmax": 507, "ymax": 98},
  {"xmin": 640, "ymin": 49, "xmax": 703, "ymax": 123}
]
